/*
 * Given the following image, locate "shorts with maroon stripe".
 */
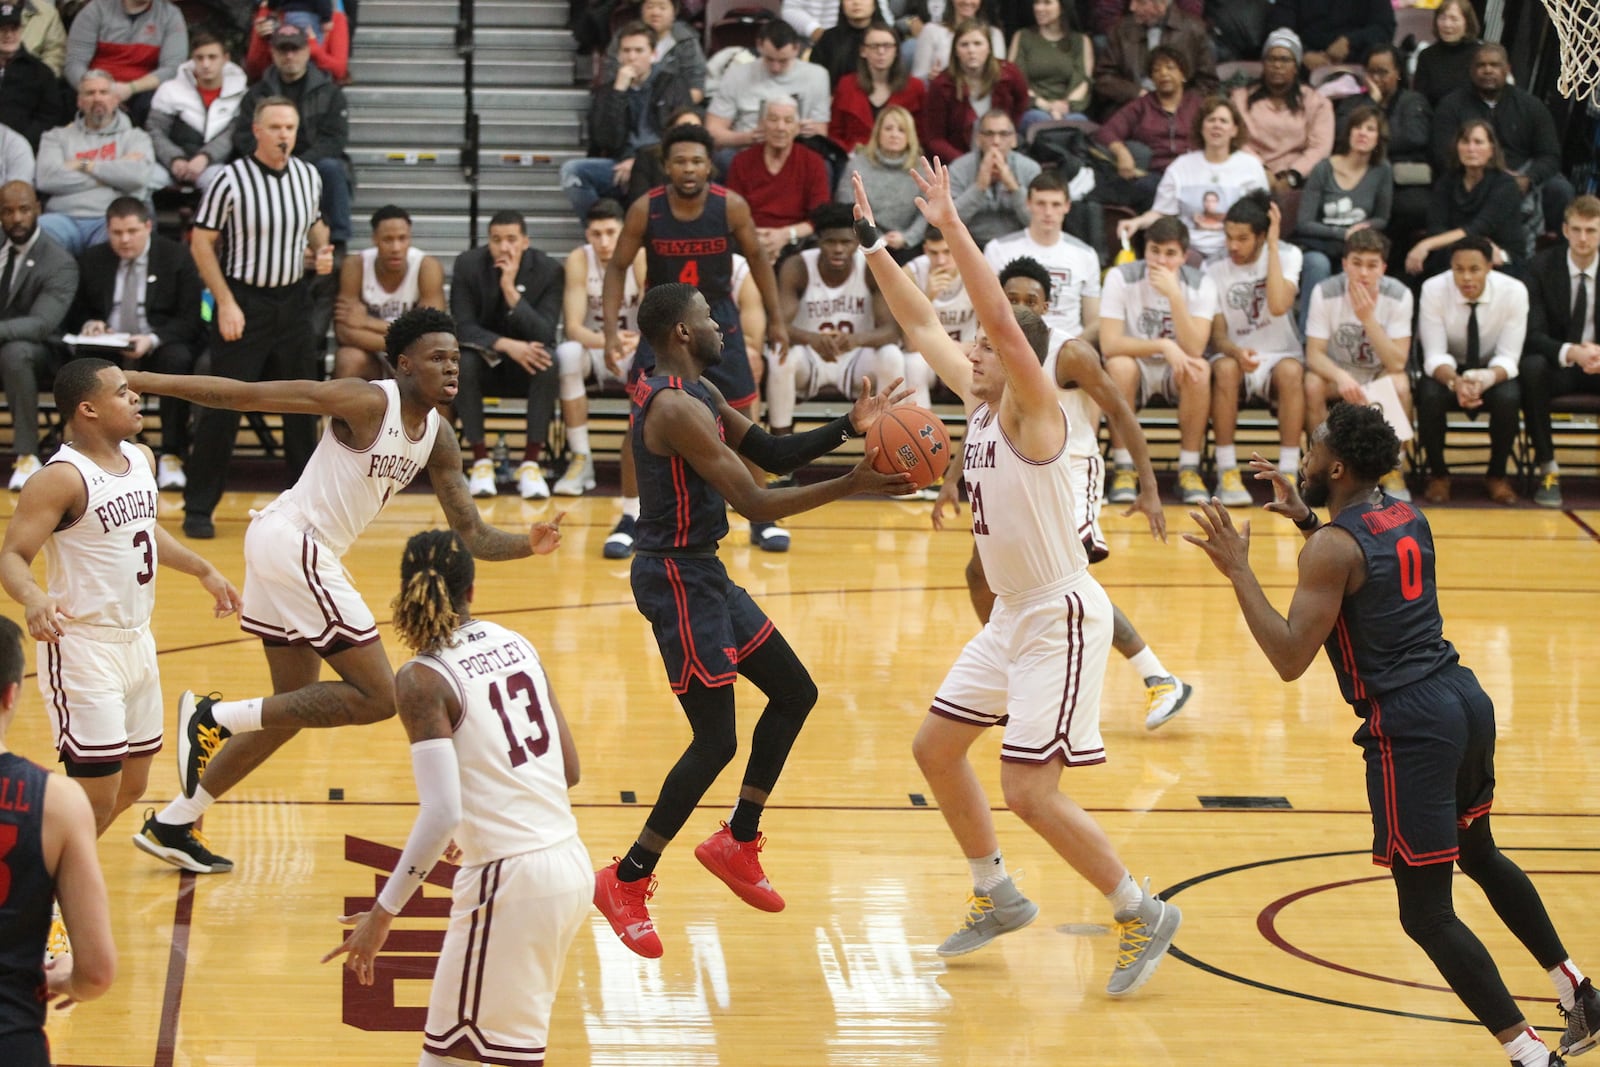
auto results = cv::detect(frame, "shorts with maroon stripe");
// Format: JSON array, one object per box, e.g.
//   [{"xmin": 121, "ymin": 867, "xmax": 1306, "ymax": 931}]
[
  {"xmin": 1354, "ymin": 663, "xmax": 1497, "ymax": 868},
  {"xmin": 239, "ymin": 508, "xmax": 379, "ymax": 653},
  {"xmin": 630, "ymin": 553, "xmax": 773, "ymax": 694},
  {"xmin": 930, "ymin": 570, "xmax": 1113, "ymax": 765},
  {"xmin": 39, "ymin": 625, "xmax": 162, "ymax": 765},
  {"xmin": 424, "ymin": 834, "xmax": 591, "ymax": 1066}
]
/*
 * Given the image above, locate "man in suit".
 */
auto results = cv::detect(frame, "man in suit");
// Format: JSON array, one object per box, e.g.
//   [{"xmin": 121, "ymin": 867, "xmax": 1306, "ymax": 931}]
[
  {"xmin": 1094, "ymin": 0, "xmax": 1217, "ymax": 115},
  {"xmin": 1521, "ymin": 195, "xmax": 1600, "ymax": 509},
  {"xmin": 0, "ymin": 180, "xmax": 77, "ymax": 490},
  {"xmin": 69, "ymin": 196, "xmax": 203, "ymax": 489},
  {"xmin": 450, "ymin": 210, "xmax": 563, "ymax": 500}
]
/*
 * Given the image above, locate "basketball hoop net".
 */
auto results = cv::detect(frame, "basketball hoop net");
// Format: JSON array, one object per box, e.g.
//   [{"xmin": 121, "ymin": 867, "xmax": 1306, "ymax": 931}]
[{"xmin": 1539, "ymin": 0, "xmax": 1600, "ymax": 103}]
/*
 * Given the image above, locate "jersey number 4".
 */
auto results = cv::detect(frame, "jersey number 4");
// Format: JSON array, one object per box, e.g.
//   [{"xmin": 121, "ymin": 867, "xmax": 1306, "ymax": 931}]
[
  {"xmin": 678, "ymin": 260, "xmax": 699, "ymax": 287},
  {"xmin": 489, "ymin": 671, "xmax": 551, "ymax": 768}
]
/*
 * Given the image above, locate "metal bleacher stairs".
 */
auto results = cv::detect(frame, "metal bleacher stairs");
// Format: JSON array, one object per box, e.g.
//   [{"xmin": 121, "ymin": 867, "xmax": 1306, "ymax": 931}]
[{"xmin": 346, "ymin": 0, "xmax": 587, "ymax": 280}]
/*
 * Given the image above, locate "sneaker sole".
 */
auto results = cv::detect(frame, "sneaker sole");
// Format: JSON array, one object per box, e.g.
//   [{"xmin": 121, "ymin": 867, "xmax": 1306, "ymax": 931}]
[
  {"xmin": 130, "ymin": 829, "xmax": 232, "ymax": 874},
  {"xmin": 601, "ymin": 538, "xmax": 634, "ymax": 560},
  {"xmin": 694, "ymin": 844, "xmax": 786, "ymax": 912},
  {"xmin": 1564, "ymin": 1035, "xmax": 1598, "ymax": 1058},
  {"xmin": 1218, "ymin": 494, "xmax": 1253, "ymax": 507},
  {"xmin": 175, "ymin": 690, "xmax": 197, "ymax": 799},
  {"xmin": 1145, "ymin": 682, "xmax": 1195, "ymax": 731},
  {"xmin": 1107, "ymin": 901, "xmax": 1182, "ymax": 998},
  {"xmin": 936, "ymin": 902, "xmax": 1040, "ymax": 958}
]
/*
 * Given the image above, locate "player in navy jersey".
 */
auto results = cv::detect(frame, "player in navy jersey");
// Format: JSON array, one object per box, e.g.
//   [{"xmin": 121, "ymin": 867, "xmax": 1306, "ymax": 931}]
[
  {"xmin": 592, "ymin": 282, "xmax": 912, "ymax": 959},
  {"xmin": 1186, "ymin": 404, "xmax": 1600, "ymax": 1067},
  {"xmin": 0, "ymin": 615, "xmax": 116, "ymax": 1066},
  {"xmin": 601, "ymin": 122, "xmax": 794, "ymax": 558}
]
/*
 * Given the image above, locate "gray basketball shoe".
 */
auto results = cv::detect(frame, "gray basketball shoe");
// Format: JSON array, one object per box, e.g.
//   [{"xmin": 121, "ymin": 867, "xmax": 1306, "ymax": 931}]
[
  {"xmin": 936, "ymin": 876, "xmax": 1040, "ymax": 957},
  {"xmin": 1106, "ymin": 879, "xmax": 1182, "ymax": 996}
]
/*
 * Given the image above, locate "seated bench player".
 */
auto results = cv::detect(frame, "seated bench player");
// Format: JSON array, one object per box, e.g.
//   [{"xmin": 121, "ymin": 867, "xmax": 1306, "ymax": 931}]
[{"xmin": 765, "ymin": 202, "xmax": 906, "ymax": 440}]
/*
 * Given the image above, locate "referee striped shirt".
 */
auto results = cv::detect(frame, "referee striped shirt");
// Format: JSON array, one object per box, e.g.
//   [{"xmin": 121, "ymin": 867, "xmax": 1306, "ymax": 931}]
[{"xmin": 194, "ymin": 154, "xmax": 323, "ymax": 289}]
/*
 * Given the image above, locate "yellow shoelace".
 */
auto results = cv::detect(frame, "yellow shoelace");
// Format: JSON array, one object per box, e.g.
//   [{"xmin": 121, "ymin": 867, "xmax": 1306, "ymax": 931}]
[
  {"xmin": 195, "ymin": 722, "xmax": 227, "ymax": 775},
  {"xmin": 1113, "ymin": 916, "xmax": 1152, "ymax": 969},
  {"xmin": 1144, "ymin": 682, "xmax": 1176, "ymax": 714},
  {"xmin": 959, "ymin": 893, "xmax": 996, "ymax": 931}
]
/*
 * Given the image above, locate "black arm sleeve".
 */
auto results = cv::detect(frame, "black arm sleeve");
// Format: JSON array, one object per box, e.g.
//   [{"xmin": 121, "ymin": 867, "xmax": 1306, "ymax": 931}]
[{"xmin": 737, "ymin": 416, "xmax": 859, "ymax": 475}]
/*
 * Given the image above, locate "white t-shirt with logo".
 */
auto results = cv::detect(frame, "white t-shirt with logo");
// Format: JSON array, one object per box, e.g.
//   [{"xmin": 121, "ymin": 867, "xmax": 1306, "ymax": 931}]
[
  {"xmin": 1206, "ymin": 241, "xmax": 1304, "ymax": 360},
  {"xmin": 982, "ymin": 229, "xmax": 1102, "ymax": 339},
  {"xmin": 1151, "ymin": 150, "xmax": 1270, "ymax": 263},
  {"xmin": 1100, "ymin": 261, "xmax": 1219, "ymax": 360},
  {"xmin": 1305, "ymin": 274, "xmax": 1414, "ymax": 379}
]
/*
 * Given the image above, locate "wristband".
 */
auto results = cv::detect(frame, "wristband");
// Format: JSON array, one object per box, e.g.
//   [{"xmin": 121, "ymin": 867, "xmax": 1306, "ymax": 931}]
[
  {"xmin": 1293, "ymin": 509, "xmax": 1320, "ymax": 532},
  {"xmin": 788, "ymin": 226, "xmax": 798, "ymax": 246},
  {"xmin": 854, "ymin": 217, "xmax": 886, "ymax": 255}
]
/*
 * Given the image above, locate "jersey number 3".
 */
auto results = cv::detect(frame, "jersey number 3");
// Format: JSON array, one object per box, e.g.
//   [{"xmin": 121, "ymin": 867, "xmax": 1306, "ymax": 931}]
[
  {"xmin": 134, "ymin": 529, "xmax": 154, "ymax": 586},
  {"xmin": 489, "ymin": 671, "xmax": 551, "ymax": 768}
]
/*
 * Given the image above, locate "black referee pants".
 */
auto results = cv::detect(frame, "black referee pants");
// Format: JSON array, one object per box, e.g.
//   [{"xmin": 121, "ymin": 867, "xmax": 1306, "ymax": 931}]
[
  {"xmin": 184, "ymin": 280, "xmax": 319, "ymax": 519},
  {"xmin": 1520, "ymin": 351, "xmax": 1600, "ymax": 466},
  {"xmin": 1416, "ymin": 375, "xmax": 1522, "ymax": 479}
]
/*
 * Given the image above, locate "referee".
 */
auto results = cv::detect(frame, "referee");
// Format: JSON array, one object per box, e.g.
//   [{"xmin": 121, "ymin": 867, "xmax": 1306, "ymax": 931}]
[{"xmin": 182, "ymin": 95, "xmax": 333, "ymax": 539}]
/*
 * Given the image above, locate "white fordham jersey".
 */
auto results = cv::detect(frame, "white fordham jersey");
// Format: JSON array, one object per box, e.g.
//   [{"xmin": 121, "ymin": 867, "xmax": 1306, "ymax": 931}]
[
  {"xmin": 1100, "ymin": 261, "xmax": 1219, "ymax": 348},
  {"xmin": 1206, "ymin": 242, "xmax": 1304, "ymax": 359},
  {"xmin": 906, "ymin": 254, "xmax": 976, "ymax": 343},
  {"xmin": 360, "ymin": 246, "xmax": 426, "ymax": 323},
  {"xmin": 266, "ymin": 379, "xmax": 440, "ymax": 556},
  {"xmin": 962, "ymin": 402, "xmax": 1088, "ymax": 597},
  {"xmin": 1042, "ymin": 334, "xmax": 1102, "ymax": 461},
  {"xmin": 44, "ymin": 441, "xmax": 159, "ymax": 630},
  {"xmin": 408, "ymin": 618, "xmax": 578, "ymax": 867},
  {"xmin": 982, "ymin": 230, "xmax": 1102, "ymax": 338},
  {"xmin": 584, "ymin": 243, "xmax": 641, "ymax": 337},
  {"xmin": 1306, "ymin": 274, "xmax": 1415, "ymax": 375},
  {"xmin": 791, "ymin": 248, "xmax": 875, "ymax": 335}
]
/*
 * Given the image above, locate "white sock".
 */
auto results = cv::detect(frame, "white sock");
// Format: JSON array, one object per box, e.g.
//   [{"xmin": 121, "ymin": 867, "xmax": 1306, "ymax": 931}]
[
  {"xmin": 1107, "ymin": 872, "xmax": 1142, "ymax": 920},
  {"xmin": 1503, "ymin": 1027, "xmax": 1550, "ymax": 1067},
  {"xmin": 1111, "ymin": 448, "xmax": 1133, "ymax": 468},
  {"xmin": 1216, "ymin": 445, "xmax": 1237, "ymax": 470},
  {"xmin": 566, "ymin": 425, "xmax": 590, "ymax": 456},
  {"xmin": 621, "ymin": 495, "xmax": 640, "ymax": 520},
  {"xmin": 158, "ymin": 786, "xmax": 216, "ymax": 826},
  {"xmin": 1279, "ymin": 446, "xmax": 1300, "ymax": 472},
  {"xmin": 1551, "ymin": 960, "xmax": 1588, "ymax": 1011},
  {"xmin": 1129, "ymin": 646, "xmax": 1167, "ymax": 682},
  {"xmin": 968, "ymin": 850, "xmax": 1008, "ymax": 893},
  {"xmin": 1542, "ymin": 460, "xmax": 1560, "ymax": 475},
  {"xmin": 212, "ymin": 698, "xmax": 263, "ymax": 735},
  {"xmin": 1177, "ymin": 450, "xmax": 1200, "ymax": 470}
]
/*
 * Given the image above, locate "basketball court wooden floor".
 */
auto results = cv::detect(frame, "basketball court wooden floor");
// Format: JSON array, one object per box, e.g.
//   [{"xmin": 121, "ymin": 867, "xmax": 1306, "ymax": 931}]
[{"xmin": 4, "ymin": 488, "xmax": 1598, "ymax": 1067}]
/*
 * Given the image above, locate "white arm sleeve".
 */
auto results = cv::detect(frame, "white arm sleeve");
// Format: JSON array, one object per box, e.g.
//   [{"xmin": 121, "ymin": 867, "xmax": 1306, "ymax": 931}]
[{"xmin": 376, "ymin": 738, "xmax": 463, "ymax": 916}]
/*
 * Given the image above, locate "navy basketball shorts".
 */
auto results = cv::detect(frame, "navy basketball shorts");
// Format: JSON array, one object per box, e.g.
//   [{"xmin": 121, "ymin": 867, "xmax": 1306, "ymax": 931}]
[
  {"xmin": 1352, "ymin": 663, "xmax": 1496, "ymax": 868},
  {"xmin": 631, "ymin": 554, "xmax": 773, "ymax": 695},
  {"xmin": 627, "ymin": 298, "xmax": 754, "ymax": 407}
]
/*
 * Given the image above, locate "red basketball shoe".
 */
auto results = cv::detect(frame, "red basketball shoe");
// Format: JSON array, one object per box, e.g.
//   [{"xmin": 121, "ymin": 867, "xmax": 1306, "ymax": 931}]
[
  {"xmin": 594, "ymin": 861, "xmax": 663, "ymax": 959},
  {"xmin": 694, "ymin": 823, "xmax": 786, "ymax": 912}
]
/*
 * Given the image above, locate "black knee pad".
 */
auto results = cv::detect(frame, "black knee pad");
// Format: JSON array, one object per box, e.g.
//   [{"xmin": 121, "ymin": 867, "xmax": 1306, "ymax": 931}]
[{"xmin": 62, "ymin": 752, "xmax": 122, "ymax": 779}]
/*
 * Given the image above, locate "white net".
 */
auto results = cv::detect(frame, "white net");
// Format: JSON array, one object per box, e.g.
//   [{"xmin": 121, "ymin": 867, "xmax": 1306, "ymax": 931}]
[{"xmin": 1541, "ymin": 0, "xmax": 1600, "ymax": 103}]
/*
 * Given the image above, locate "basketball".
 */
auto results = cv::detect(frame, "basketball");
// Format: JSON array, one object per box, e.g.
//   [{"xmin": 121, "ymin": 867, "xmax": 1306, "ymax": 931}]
[{"xmin": 865, "ymin": 405, "xmax": 952, "ymax": 490}]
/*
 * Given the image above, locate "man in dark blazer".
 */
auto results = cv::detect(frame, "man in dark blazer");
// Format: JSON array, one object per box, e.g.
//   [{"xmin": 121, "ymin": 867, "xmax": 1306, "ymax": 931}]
[
  {"xmin": 0, "ymin": 179, "xmax": 77, "ymax": 490},
  {"xmin": 450, "ymin": 209, "xmax": 563, "ymax": 500},
  {"xmin": 1521, "ymin": 195, "xmax": 1600, "ymax": 509},
  {"xmin": 69, "ymin": 196, "xmax": 203, "ymax": 489}
]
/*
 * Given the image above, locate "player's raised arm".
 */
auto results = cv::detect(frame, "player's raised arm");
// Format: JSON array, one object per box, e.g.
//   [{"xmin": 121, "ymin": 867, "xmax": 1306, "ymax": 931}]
[
  {"xmin": 851, "ymin": 171, "xmax": 973, "ymax": 402},
  {"xmin": 909, "ymin": 158, "xmax": 1056, "ymax": 415}
]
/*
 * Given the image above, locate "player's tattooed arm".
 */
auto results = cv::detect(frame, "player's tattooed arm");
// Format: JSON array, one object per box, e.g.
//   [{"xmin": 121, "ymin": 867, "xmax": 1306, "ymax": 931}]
[{"xmin": 425, "ymin": 430, "xmax": 560, "ymax": 560}]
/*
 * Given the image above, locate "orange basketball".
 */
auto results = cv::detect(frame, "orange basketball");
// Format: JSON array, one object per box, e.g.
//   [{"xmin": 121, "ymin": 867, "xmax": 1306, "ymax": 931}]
[{"xmin": 865, "ymin": 405, "xmax": 952, "ymax": 490}]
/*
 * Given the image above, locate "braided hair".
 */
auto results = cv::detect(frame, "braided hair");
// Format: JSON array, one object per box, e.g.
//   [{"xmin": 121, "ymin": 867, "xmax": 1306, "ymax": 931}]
[{"xmin": 391, "ymin": 530, "xmax": 475, "ymax": 655}]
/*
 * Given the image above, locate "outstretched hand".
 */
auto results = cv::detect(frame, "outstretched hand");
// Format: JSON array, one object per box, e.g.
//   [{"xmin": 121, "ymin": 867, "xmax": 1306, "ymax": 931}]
[
  {"xmin": 851, "ymin": 171, "xmax": 877, "ymax": 228},
  {"xmin": 1182, "ymin": 498, "xmax": 1252, "ymax": 579},
  {"xmin": 322, "ymin": 908, "xmax": 394, "ymax": 986},
  {"xmin": 1248, "ymin": 452, "xmax": 1311, "ymax": 523},
  {"xmin": 1125, "ymin": 485, "xmax": 1166, "ymax": 542},
  {"xmin": 930, "ymin": 474, "xmax": 962, "ymax": 530},
  {"xmin": 848, "ymin": 375, "xmax": 912, "ymax": 435},
  {"xmin": 528, "ymin": 511, "xmax": 566, "ymax": 555},
  {"xmin": 910, "ymin": 157, "xmax": 960, "ymax": 231}
]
